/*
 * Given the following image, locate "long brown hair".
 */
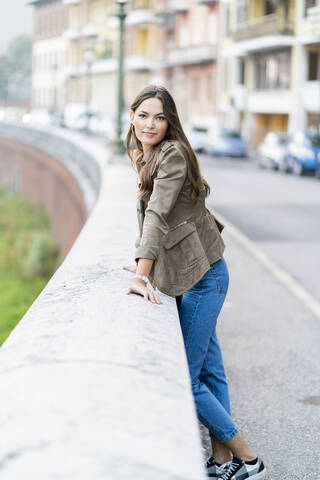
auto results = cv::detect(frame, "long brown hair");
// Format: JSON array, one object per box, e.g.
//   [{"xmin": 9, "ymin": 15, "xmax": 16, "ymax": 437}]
[{"xmin": 125, "ymin": 84, "xmax": 210, "ymax": 203}]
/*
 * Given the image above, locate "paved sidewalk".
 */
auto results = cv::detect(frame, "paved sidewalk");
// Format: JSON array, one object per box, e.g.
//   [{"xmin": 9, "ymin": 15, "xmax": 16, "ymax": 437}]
[{"xmin": 199, "ymin": 223, "xmax": 320, "ymax": 480}]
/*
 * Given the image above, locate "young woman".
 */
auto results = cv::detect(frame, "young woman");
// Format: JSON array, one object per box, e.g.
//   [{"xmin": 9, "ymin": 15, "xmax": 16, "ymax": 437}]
[{"xmin": 123, "ymin": 85, "xmax": 266, "ymax": 480}]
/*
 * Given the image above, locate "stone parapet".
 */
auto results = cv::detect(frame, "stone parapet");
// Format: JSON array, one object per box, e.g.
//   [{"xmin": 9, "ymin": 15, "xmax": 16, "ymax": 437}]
[{"xmin": 0, "ymin": 124, "xmax": 206, "ymax": 480}]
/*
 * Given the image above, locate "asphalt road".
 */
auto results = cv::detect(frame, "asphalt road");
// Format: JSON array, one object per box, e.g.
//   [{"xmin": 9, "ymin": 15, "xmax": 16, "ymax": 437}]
[
  {"xmin": 197, "ymin": 156, "xmax": 320, "ymax": 480},
  {"xmin": 201, "ymin": 156, "xmax": 320, "ymax": 302}
]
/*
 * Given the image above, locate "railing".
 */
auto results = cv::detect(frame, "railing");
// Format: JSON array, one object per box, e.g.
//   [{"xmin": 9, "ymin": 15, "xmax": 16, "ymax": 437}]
[
  {"xmin": 167, "ymin": 43, "xmax": 217, "ymax": 66},
  {"xmin": 0, "ymin": 123, "xmax": 206, "ymax": 480},
  {"xmin": 169, "ymin": 0, "xmax": 189, "ymax": 13},
  {"xmin": 233, "ymin": 13, "xmax": 294, "ymax": 41},
  {"xmin": 306, "ymin": 4, "xmax": 320, "ymax": 35}
]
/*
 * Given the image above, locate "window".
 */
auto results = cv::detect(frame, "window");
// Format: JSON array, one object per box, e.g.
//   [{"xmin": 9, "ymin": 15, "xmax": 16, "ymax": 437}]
[
  {"xmin": 207, "ymin": 72, "xmax": 213, "ymax": 100},
  {"xmin": 254, "ymin": 50, "xmax": 291, "ymax": 89},
  {"xmin": 221, "ymin": 59, "xmax": 229, "ymax": 91},
  {"xmin": 236, "ymin": 0, "xmax": 248, "ymax": 25},
  {"xmin": 207, "ymin": 11, "xmax": 217, "ymax": 44},
  {"xmin": 193, "ymin": 77, "xmax": 199, "ymax": 100},
  {"xmin": 265, "ymin": 0, "xmax": 275, "ymax": 15},
  {"xmin": 223, "ymin": 5, "xmax": 230, "ymax": 37},
  {"xmin": 308, "ymin": 51, "xmax": 320, "ymax": 80},
  {"xmin": 305, "ymin": 0, "xmax": 317, "ymax": 16},
  {"xmin": 239, "ymin": 58, "xmax": 245, "ymax": 84}
]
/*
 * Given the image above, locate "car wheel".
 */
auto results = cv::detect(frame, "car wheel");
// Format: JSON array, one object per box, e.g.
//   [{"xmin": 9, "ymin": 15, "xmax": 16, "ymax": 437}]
[
  {"xmin": 279, "ymin": 161, "xmax": 289, "ymax": 173},
  {"xmin": 293, "ymin": 161, "xmax": 303, "ymax": 176},
  {"xmin": 256, "ymin": 156, "xmax": 265, "ymax": 169}
]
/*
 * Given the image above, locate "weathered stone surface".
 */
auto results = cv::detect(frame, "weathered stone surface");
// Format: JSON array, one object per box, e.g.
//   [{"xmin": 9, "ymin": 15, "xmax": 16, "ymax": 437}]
[{"xmin": 0, "ymin": 126, "xmax": 206, "ymax": 480}]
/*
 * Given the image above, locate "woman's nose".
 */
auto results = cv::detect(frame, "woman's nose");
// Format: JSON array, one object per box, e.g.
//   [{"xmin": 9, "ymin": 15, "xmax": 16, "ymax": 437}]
[{"xmin": 146, "ymin": 117, "xmax": 155, "ymax": 128}]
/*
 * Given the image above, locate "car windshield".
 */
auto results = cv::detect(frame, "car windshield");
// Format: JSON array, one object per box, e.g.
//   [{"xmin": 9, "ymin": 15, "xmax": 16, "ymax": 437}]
[
  {"xmin": 222, "ymin": 130, "xmax": 241, "ymax": 139},
  {"xmin": 192, "ymin": 127, "xmax": 208, "ymax": 133},
  {"xmin": 278, "ymin": 136, "xmax": 289, "ymax": 145},
  {"xmin": 307, "ymin": 135, "xmax": 320, "ymax": 147}
]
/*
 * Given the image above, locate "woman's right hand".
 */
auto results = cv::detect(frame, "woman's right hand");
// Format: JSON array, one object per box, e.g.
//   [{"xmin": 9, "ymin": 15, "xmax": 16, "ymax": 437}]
[{"xmin": 122, "ymin": 264, "xmax": 137, "ymax": 274}]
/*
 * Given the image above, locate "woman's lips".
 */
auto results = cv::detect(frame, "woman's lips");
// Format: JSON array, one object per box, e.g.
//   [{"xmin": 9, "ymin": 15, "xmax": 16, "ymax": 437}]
[{"xmin": 143, "ymin": 132, "xmax": 156, "ymax": 136}]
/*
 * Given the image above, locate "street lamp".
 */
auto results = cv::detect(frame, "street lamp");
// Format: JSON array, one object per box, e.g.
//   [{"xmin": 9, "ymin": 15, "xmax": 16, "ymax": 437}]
[
  {"xmin": 82, "ymin": 24, "xmax": 98, "ymax": 134},
  {"xmin": 84, "ymin": 44, "xmax": 95, "ymax": 133},
  {"xmin": 113, "ymin": 0, "xmax": 128, "ymax": 154}
]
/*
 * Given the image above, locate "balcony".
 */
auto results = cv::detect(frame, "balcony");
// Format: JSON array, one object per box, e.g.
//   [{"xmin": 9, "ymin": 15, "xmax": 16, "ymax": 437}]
[
  {"xmin": 302, "ymin": 81, "xmax": 320, "ymax": 113},
  {"xmin": 81, "ymin": 24, "xmax": 98, "ymax": 38},
  {"xmin": 126, "ymin": 8, "xmax": 155, "ymax": 26},
  {"xmin": 247, "ymin": 89, "xmax": 292, "ymax": 114},
  {"xmin": 125, "ymin": 54, "xmax": 154, "ymax": 71},
  {"xmin": 167, "ymin": 43, "xmax": 217, "ymax": 66},
  {"xmin": 169, "ymin": 0, "xmax": 189, "ymax": 13},
  {"xmin": 306, "ymin": 4, "xmax": 320, "ymax": 36},
  {"xmin": 63, "ymin": 29, "xmax": 81, "ymax": 41},
  {"xmin": 234, "ymin": 14, "xmax": 294, "ymax": 42},
  {"xmin": 197, "ymin": 0, "xmax": 217, "ymax": 4}
]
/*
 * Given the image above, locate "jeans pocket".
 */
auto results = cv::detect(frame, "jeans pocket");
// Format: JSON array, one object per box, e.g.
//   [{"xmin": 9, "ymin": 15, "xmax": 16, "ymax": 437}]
[{"xmin": 209, "ymin": 259, "xmax": 229, "ymax": 294}]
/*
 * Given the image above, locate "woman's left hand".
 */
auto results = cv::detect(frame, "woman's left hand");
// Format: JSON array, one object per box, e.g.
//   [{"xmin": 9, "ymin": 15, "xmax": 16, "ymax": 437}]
[{"xmin": 126, "ymin": 279, "xmax": 162, "ymax": 304}]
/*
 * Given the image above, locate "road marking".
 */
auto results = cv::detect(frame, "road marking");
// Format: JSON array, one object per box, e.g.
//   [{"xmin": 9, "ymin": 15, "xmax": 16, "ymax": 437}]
[{"xmin": 215, "ymin": 211, "xmax": 320, "ymax": 321}]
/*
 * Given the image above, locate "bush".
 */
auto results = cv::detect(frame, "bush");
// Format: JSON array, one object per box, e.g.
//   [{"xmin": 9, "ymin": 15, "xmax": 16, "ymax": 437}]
[{"xmin": 21, "ymin": 231, "xmax": 60, "ymax": 278}]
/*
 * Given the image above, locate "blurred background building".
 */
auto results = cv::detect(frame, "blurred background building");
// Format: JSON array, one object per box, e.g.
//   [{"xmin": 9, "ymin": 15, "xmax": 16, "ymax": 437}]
[
  {"xmin": 218, "ymin": 0, "xmax": 320, "ymax": 147},
  {"xmin": 1, "ymin": 0, "xmax": 318, "ymax": 148}
]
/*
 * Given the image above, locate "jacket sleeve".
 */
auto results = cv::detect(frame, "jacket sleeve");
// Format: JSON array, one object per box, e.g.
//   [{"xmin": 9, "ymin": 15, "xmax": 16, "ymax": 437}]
[{"xmin": 135, "ymin": 145, "xmax": 187, "ymax": 262}]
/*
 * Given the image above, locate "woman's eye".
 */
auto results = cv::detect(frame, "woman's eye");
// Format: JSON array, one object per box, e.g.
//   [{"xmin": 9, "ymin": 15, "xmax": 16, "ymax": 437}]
[
  {"xmin": 157, "ymin": 116, "xmax": 165, "ymax": 121},
  {"xmin": 138, "ymin": 113, "xmax": 146, "ymax": 118}
]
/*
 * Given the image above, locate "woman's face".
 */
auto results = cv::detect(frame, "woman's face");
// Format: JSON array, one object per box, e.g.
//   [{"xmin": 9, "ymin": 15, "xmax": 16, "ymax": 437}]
[{"xmin": 130, "ymin": 97, "xmax": 169, "ymax": 152}]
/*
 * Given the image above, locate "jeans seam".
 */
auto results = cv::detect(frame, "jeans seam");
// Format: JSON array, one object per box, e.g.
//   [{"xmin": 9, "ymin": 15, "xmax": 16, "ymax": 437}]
[{"xmin": 185, "ymin": 288, "xmax": 204, "ymax": 351}]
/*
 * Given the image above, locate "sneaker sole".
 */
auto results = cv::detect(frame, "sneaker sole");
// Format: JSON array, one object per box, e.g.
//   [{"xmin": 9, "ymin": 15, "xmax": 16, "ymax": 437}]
[{"xmin": 248, "ymin": 468, "xmax": 267, "ymax": 480}]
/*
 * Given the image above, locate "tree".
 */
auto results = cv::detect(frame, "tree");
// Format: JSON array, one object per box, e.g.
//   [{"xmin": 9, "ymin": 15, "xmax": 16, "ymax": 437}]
[{"xmin": 0, "ymin": 34, "xmax": 32, "ymax": 105}]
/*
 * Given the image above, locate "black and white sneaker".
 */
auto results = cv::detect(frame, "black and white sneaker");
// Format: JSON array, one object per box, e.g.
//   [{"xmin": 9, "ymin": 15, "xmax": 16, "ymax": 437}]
[
  {"xmin": 205, "ymin": 456, "xmax": 231, "ymax": 478},
  {"xmin": 219, "ymin": 456, "xmax": 266, "ymax": 480}
]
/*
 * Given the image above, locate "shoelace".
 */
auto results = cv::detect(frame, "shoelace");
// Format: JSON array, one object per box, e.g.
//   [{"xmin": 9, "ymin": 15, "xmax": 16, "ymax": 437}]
[
  {"xmin": 205, "ymin": 457, "xmax": 215, "ymax": 468},
  {"xmin": 220, "ymin": 460, "xmax": 242, "ymax": 480}
]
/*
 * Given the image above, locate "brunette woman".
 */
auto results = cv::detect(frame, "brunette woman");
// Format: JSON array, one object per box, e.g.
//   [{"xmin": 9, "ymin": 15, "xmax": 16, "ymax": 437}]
[{"xmin": 123, "ymin": 85, "xmax": 266, "ymax": 480}]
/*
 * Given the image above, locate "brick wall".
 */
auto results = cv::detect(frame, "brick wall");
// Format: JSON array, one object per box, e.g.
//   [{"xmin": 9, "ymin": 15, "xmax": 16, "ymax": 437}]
[{"xmin": 0, "ymin": 136, "xmax": 87, "ymax": 257}]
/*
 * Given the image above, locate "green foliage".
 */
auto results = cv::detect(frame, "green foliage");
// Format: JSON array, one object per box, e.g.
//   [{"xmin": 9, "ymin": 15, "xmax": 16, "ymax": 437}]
[
  {"xmin": 0, "ymin": 188, "xmax": 61, "ymax": 346},
  {"xmin": 6, "ymin": 35, "xmax": 32, "ymax": 78},
  {"xmin": 0, "ymin": 34, "xmax": 32, "ymax": 103},
  {"xmin": 21, "ymin": 231, "xmax": 60, "ymax": 278}
]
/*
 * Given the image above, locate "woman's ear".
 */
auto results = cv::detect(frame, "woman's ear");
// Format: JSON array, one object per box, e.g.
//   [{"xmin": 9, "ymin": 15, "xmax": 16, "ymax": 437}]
[{"xmin": 129, "ymin": 110, "xmax": 134, "ymax": 123}]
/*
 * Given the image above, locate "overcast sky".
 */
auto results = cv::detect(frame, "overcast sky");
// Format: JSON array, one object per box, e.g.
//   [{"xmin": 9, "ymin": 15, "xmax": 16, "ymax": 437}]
[{"xmin": 0, "ymin": 0, "xmax": 33, "ymax": 55}]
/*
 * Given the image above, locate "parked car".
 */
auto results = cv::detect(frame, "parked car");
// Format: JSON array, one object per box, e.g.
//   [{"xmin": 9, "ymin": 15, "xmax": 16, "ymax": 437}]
[
  {"xmin": 316, "ymin": 151, "xmax": 320, "ymax": 179},
  {"xmin": 204, "ymin": 129, "xmax": 247, "ymax": 158},
  {"xmin": 256, "ymin": 132, "xmax": 289, "ymax": 170},
  {"xmin": 184, "ymin": 125, "xmax": 209, "ymax": 153},
  {"xmin": 284, "ymin": 131, "xmax": 320, "ymax": 175}
]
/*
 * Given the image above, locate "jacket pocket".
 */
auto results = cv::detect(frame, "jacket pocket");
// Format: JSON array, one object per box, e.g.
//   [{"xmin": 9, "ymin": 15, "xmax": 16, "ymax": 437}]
[
  {"xmin": 163, "ymin": 222, "xmax": 196, "ymax": 249},
  {"xmin": 161, "ymin": 221, "xmax": 205, "ymax": 283}
]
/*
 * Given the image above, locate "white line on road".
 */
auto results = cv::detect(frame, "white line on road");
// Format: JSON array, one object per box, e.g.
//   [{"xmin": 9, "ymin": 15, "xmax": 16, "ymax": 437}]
[{"xmin": 216, "ymin": 211, "xmax": 320, "ymax": 321}]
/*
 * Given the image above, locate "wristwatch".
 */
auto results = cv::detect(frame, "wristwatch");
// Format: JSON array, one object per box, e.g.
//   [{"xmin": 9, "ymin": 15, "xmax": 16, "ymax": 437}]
[{"xmin": 134, "ymin": 274, "xmax": 148, "ymax": 284}]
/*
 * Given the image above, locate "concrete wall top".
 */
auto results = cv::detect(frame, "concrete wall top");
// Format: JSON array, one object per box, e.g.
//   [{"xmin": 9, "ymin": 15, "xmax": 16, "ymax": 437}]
[{"xmin": 0, "ymin": 123, "xmax": 206, "ymax": 480}]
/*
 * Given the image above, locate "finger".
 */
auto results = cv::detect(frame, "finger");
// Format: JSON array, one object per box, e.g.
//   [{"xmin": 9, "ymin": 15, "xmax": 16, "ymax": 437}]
[
  {"xmin": 152, "ymin": 290, "xmax": 162, "ymax": 304},
  {"xmin": 149, "ymin": 291, "xmax": 156, "ymax": 303},
  {"xmin": 154, "ymin": 293, "xmax": 162, "ymax": 304},
  {"xmin": 155, "ymin": 294, "xmax": 162, "ymax": 304}
]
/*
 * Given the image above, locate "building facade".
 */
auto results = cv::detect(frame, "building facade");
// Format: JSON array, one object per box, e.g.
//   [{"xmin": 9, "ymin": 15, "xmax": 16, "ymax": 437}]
[
  {"xmin": 28, "ymin": 0, "xmax": 69, "ymax": 114},
  {"xmin": 29, "ymin": 0, "xmax": 221, "ymax": 127},
  {"xmin": 163, "ymin": 0, "xmax": 219, "ymax": 128},
  {"xmin": 217, "ymin": 0, "xmax": 320, "ymax": 148}
]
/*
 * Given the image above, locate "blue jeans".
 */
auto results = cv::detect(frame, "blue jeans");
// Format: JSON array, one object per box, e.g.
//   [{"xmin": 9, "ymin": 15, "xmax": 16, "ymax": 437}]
[{"xmin": 176, "ymin": 257, "xmax": 239, "ymax": 442}]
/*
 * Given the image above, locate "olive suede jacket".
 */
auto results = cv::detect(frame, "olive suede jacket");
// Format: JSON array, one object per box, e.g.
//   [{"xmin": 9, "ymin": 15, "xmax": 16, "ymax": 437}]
[{"xmin": 134, "ymin": 140, "xmax": 226, "ymax": 297}]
